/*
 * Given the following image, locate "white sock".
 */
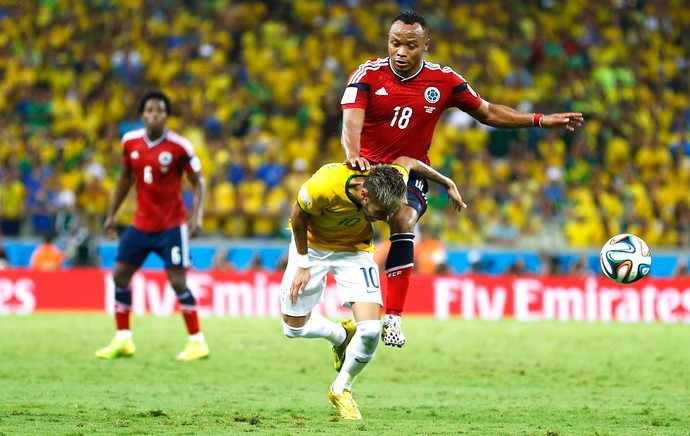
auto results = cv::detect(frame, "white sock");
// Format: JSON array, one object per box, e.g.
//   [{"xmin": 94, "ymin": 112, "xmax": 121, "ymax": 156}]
[
  {"xmin": 332, "ymin": 320, "xmax": 380, "ymax": 393},
  {"xmin": 115, "ymin": 330, "xmax": 132, "ymax": 340},
  {"xmin": 189, "ymin": 332, "xmax": 205, "ymax": 342},
  {"xmin": 283, "ymin": 313, "xmax": 345, "ymax": 346}
]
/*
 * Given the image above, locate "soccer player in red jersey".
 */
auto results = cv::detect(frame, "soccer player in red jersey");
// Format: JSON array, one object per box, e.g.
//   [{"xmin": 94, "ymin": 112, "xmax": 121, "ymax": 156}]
[
  {"xmin": 95, "ymin": 91, "xmax": 209, "ymax": 360},
  {"xmin": 341, "ymin": 11, "xmax": 585, "ymax": 347}
]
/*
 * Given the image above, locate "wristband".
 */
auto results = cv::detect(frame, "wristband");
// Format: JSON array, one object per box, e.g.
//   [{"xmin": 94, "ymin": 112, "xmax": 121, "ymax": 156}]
[
  {"xmin": 296, "ymin": 254, "xmax": 310, "ymax": 269},
  {"xmin": 533, "ymin": 113, "xmax": 544, "ymax": 128}
]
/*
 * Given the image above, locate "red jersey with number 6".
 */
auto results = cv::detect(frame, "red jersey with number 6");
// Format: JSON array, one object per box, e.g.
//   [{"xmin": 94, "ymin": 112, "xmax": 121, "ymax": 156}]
[
  {"xmin": 341, "ymin": 58, "xmax": 483, "ymax": 165},
  {"xmin": 121, "ymin": 128, "xmax": 201, "ymax": 232}
]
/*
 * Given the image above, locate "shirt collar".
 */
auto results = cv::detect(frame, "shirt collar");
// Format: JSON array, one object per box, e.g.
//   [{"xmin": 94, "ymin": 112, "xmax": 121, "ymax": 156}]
[
  {"xmin": 388, "ymin": 57, "xmax": 425, "ymax": 82},
  {"xmin": 144, "ymin": 128, "xmax": 168, "ymax": 148}
]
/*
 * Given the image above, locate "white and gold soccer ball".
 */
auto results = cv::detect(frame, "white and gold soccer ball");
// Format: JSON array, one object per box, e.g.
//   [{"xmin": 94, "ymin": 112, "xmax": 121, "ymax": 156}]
[{"xmin": 599, "ymin": 234, "xmax": 652, "ymax": 284}]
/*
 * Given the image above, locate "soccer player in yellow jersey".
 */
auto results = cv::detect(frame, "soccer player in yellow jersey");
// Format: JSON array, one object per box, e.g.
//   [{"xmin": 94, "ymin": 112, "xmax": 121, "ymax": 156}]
[{"xmin": 280, "ymin": 156, "xmax": 465, "ymax": 419}]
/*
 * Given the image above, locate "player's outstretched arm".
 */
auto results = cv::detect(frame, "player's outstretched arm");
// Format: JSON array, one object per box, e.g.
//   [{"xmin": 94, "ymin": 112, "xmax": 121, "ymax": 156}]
[
  {"xmin": 539, "ymin": 112, "xmax": 585, "ymax": 130},
  {"xmin": 467, "ymin": 100, "xmax": 584, "ymax": 131},
  {"xmin": 341, "ymin": 108, "xmax": 370, "ymax": 171},
  {"xmin": 391, "ymin": 156, "xmax": 467, "ymax": 211},
  {"xmin": 103, "ymin": 166, "xmax": 134, "ymax": 240}
]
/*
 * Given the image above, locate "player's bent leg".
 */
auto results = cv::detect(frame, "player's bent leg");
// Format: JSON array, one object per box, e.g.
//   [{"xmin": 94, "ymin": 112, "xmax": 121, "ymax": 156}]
[
  {"xmin": 168, "ymin": 269, "xmax": 209, "ymax": 361},
  {"xmin": 383, "ymin": 194, "xmax": 422, "ymax": 347},
  {"xmin": 332, "ymin": 319, "xmax": 356, "ymax": 372},
  {"xmin": 283, "ymin": 313, "xmax": 348, "ymax": 343},
  {"xmin": 333, "ymin": 319, "xmax": 380, "ymax": 387},
  {"xmin": 329, "ymin": 320, "xmax": 379, "ymax": 419},
  {"xmin": 330, "ymin": 303, "xmax": 381, "ymax": 419},
  {"xmin": 97, "ymin": 263, "xmax": 138, "ymax": 359},
  {"xmin": 383, "ymin": 231, "xmax": 414, "ymax": 347},
  {"xmin": 283, "ymin": 312, "xmax": 353, "ymax": 371}
]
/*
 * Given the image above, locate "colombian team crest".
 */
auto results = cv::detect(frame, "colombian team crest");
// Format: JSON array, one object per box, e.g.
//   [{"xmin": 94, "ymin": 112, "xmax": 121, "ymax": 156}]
[
  {"xmin": 158, "ymin": 151, "xmax": 173, "ymax": 165},
  {"xmin": 424, "ymin": 87, "xmax": 441, "ymax": 104}
]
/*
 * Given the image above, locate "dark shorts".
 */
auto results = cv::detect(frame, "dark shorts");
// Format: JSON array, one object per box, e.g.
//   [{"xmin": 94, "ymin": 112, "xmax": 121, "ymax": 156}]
[
  {"xmin": 116, "ymin": 225, "xmax": 191, "ymax": 269},
  {"xmin": 406, "ymin": 176, "xmax": 429, "ymax": 218}
]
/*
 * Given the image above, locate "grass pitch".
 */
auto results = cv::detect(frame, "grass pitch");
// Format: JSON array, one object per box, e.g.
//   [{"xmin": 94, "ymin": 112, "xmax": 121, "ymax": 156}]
[{"xmin": 0, "ymin": 314, "xmax": 688, "ymax": 435}]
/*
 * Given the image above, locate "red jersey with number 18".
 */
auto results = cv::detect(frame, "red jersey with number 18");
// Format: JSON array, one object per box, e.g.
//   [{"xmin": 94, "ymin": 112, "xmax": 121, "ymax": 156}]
[
  {"xmin": 341, "ymin": 58, "xmax": 483, "ymax": 165},
  {"xmin": 121, "ymin": 128, "xmax": 201, "ymax": 233}
]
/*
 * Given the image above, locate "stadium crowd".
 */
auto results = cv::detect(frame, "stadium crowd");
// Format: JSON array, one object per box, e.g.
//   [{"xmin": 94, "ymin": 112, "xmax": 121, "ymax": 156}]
[{"xmin": 1, "ymin": 0, "xmax": 689, "ymax": 257}]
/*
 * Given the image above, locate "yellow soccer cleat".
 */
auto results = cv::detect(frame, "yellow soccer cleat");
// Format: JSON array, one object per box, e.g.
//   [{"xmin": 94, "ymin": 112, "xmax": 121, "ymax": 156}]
[
  {"xmin": 328, "ymin": 388, "xmax": 362, "ymax": 420},
  {"xmin": 332, "ymin": 319, "xmax": 357, "ymax": 372},
  {"xmin": 176, "ymin": 340, "xmax": 210, "ymax": 361},
  {"xmin": 95, "ymin": 337, "xmax": 136, "ymax": 359}
]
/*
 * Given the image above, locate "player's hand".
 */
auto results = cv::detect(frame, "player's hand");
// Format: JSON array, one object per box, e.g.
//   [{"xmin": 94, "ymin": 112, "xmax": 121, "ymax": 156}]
[
  {"xmin": 542, "ymin": 113, "xmax": 584, "ymax": 131},
  {"xmin": 343, "ymin": 157, "xmax": 371, "ymax": 171},
  {"xmin": 188, "ymin": 219, "xmax": 200, "ymax": 238},
  {"xmin": 103, "ymin": 216, "xmax": 118, "ymax": 240},
  {"xmin": 290, "ymin": 268, "xmax": 310, "ymax": 305},
  {"xmin": 445, "ymin": 179, "xmax": 467, "ymax": 211}
]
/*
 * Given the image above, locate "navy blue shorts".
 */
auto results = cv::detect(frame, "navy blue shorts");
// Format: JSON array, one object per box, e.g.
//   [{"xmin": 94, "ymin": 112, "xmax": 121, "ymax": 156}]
[
  {"xmin": 116, "ymin": 225, "xmax": 191, "ymax": 269},
  {"xmin": 406, "ymin": 176, "xmax": 429, "ymax": 218}
]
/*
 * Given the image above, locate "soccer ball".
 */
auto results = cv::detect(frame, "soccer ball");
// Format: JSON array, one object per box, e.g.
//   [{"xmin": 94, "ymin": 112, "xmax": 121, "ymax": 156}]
[{"xmin": 599, "ymin": 234, "xmax": 652, "ymax": 284}]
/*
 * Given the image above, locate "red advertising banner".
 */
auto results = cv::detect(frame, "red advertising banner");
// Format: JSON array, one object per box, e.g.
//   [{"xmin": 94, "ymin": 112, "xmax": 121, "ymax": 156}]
[{"xmin": 1, "ymin": 270, "xmax": 689, "ymax": 323}]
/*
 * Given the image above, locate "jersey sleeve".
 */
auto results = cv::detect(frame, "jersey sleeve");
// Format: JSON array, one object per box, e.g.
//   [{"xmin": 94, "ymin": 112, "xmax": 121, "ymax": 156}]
[
  {"xmin": 446, "ymin": 68, "xmax": 483, "ymax": 111},
  {"xmin": 296, "ymin": 166, "xmax": 334, "ymax": 214},
  {"xmin": 184, "ymin": 155, "xmax": 202, "ymax": 174},
  {"xmin": 296, "ymin": 180, "xmax": 327, "ymax": 215},
  {"xmin": 340, "ymin": 59, "xmax": 378, "ymax": 110},
  {"xmin": 174, "ymin": 134, "xmax": 202, "ymax": 174}
]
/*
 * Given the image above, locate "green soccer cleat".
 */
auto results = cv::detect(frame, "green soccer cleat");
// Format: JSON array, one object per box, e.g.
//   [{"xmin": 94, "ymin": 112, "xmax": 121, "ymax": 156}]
[
  {"xmin": 176, "ymin": 340, "xmax": 210, "ymax": 361},
  {"xmin": 328, "ymin": 388, "xmax": 362, "ymax": 420},
  {"xmin": 332, "ymin": 319, "xmax": 357, "ymax": 372},
  {"xmin": 95, "ymin": 337, "xmax": 136, "ymax": 359}
]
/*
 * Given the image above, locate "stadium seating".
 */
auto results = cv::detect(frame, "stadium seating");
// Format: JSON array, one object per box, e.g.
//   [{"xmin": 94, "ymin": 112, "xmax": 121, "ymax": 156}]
[{"xmin": 0, "ymin": 1, "xmax": 689, "ymax": 263}]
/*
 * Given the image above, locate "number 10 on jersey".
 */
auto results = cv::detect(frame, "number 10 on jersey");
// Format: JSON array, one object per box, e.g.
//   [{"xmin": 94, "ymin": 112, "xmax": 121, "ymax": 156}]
[{"xmin": 360, "ymin": 267, "xmax": 380, "ymax": 292}]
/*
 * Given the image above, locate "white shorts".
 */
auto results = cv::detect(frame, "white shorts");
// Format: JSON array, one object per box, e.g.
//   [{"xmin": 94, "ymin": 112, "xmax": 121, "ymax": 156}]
[{"xmin": 280, "ymin": 241, "xmax": 383, "ymax": 317}]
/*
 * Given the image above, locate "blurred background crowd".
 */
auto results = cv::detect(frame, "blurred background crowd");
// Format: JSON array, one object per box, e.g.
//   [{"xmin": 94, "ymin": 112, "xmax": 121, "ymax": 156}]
[{"xmin": 1, "ymin": 0, "xmax": 689, "ymax": 270}]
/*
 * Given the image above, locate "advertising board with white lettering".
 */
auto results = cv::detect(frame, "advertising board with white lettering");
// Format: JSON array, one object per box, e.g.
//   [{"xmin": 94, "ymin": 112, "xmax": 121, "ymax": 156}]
[{"xmin": 1, "ymin": 271, "xmax": 688, "ymax": 322}]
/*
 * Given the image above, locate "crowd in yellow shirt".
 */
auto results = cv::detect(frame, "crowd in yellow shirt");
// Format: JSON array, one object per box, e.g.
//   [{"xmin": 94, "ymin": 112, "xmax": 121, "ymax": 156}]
[{"xmin": 0, "ymin": 0, "xmax": 689, "ymax": 251}]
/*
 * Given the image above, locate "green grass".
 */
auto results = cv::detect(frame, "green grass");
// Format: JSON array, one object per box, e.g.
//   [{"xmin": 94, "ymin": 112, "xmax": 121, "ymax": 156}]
[{"xmin": 0, "ymin": 314, "xmax": 688, "ymax": 435}]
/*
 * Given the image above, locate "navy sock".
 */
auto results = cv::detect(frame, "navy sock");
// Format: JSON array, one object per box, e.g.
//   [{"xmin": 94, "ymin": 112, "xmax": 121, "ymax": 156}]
[
  {"xmin": 114, "ymin": 286, "xmax": 132, "ymax": 308},
  {"xmin": 176, "ymin": 288, "xmax": 196, "ymax": 308}
]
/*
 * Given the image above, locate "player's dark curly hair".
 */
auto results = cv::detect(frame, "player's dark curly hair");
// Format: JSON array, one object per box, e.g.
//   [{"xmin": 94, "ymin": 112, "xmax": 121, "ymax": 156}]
[
  {"xmin": 138, "ymin": 91, "xmax": 172, "ymax": 115},
  {"xmin": 391, "ymin": 11, "xmax": 428, "ymax": 33},
  {"xmin": 363, "ymin": 165, "xmax": 408, "ymax": 215}
]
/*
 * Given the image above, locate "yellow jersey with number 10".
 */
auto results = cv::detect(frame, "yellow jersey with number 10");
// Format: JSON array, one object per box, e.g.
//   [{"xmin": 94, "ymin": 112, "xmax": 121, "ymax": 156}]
[{"xmin": 295, "ymin": 163, "xmax": 408, "ymax": 252}]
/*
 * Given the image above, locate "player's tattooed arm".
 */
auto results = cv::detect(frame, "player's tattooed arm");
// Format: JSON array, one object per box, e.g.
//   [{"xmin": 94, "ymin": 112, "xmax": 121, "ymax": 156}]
[{"xmin": 468, "ymin": 100, "xmax": 584, "ymax": 131}]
